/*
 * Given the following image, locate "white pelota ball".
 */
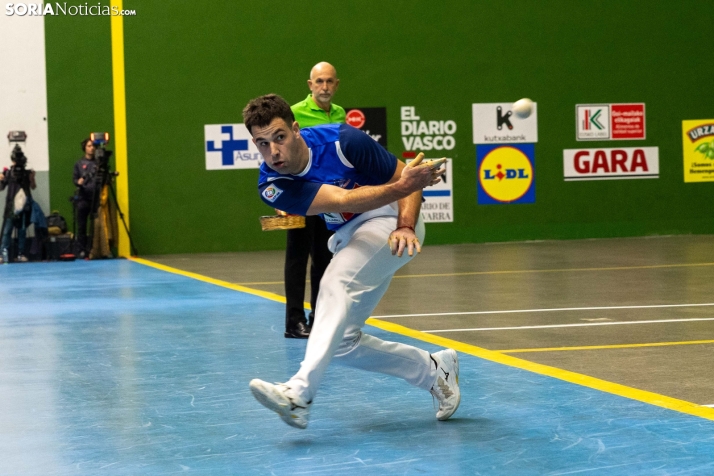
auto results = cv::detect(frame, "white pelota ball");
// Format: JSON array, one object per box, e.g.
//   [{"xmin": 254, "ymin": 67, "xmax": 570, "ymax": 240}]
[{"xmin": 512, "ymin": 98, "xmax": 533, "ymax": 119}]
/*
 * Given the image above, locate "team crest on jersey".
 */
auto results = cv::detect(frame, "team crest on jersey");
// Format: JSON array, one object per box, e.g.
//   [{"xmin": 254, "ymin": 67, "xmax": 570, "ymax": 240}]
[{"xmin": 262, "ymin": 184, "xmax": 283, "ymax": 202}]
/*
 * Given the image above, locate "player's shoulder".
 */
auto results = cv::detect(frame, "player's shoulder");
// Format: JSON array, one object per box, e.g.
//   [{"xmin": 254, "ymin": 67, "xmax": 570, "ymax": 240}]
[
  {"xmin": 258, "ymin": 162, "xmax": 282, "ymax": 185},
  {"xmin": 300, "ymin": 123, "xmax": 342, "ymax": 147},
  {"xmin": 337, "ymin": 123, "xmax": 375, "ymax": 148}
]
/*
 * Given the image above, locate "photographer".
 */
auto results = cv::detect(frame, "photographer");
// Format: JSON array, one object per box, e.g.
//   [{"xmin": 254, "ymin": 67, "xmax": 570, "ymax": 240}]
[
  {"xmin": 72, "ymin": 138, "xmax": 100, "ymax": 258},
  {"xmin": 0, "ymin": 145, "xmax": 37, "ymax": 263}
]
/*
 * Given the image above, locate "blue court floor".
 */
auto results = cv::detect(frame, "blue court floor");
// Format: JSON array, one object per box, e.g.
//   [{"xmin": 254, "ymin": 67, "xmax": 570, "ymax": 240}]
[{"xmin": 1, "ymin": 260, "xmax": 714, "ymax": 475}]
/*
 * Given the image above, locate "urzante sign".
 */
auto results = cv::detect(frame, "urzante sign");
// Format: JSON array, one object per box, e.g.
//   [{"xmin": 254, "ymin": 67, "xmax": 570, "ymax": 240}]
[
  {"xmin": 563, "ymin": 147, "xmax": 659, "ymax": 181},
  {"xmin": 682, "ymin": 120, "xmax": 714, "ymax": 183}
]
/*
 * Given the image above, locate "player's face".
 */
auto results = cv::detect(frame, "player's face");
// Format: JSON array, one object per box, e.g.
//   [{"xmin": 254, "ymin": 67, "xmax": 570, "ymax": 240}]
[
  {"xmin": 251, "ymin": 118, "xmax": 306, "ymax": 174},
  {"xmin": 308, "ymin": 67, "xmax": 339, "ymax": 108}
]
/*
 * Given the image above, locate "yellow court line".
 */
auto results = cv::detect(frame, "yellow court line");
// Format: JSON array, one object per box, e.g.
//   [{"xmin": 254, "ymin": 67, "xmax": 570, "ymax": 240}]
[
  {"xmin": 131, "ymin": 257, "xmax": 287, "ymax": 304},
  {"xmin": 391, "ymin": 261, "xmax": 714, "ymax": 279},
  {"xmin": 130, "ymin": 258, "xmax": 313, "ymax": 309},
  {"xmin": 110, "ymin": 0, "xmax": 130, "ymax": 258},
  {"xmin": 499, "ymin": 339, "xmax": 714, "ymax": 353},
  {"xmin": 131, "ymin": 257, "xmax": 714, "ymax": 421},
  {"xmin": 366, "ymin": 319, "xmax": 714, "ymax": 421}
]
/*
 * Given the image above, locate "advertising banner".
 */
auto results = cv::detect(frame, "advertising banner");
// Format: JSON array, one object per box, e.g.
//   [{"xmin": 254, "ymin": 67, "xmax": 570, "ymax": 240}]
[
  {"xmin": 472, "ymin": 102, "xmax": 538, "ymax": 144},
  {"xmin": 344, "ymin": 107, "xmax": 388, "ymax": 148},
  {"xmin": 576, "ymin": 103, "xmax": 645, "ymax": 141},
  {"xmin": 204, "ymin": 124, "xmax": 261, "ymax": 170},
  {"xmin": 682, "ymin": 120, "xmax": 714, "ymax": 183},
  {"xmin": 563, "ymin": 147, "xmax": 659, "ymax": 180},
  {"xmin": 476, "ymin": 144, "xmax": 535, "ymax": 204}
]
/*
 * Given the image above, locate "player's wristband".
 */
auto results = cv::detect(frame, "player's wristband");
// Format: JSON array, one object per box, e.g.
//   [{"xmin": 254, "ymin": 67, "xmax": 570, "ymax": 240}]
[{"xmin": 396, "ymin": 225, "xmax": 415, "ymax": 233}]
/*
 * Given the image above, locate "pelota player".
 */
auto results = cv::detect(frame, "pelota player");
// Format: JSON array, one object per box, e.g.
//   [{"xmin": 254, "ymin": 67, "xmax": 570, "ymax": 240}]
[{"xmin": 243, "ymin": 94, "xmax": 460, "ymax": 429}]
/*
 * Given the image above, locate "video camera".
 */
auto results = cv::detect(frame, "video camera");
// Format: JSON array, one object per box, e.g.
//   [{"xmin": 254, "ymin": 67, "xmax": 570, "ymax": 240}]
[{"xmin": 90, "ymin": 132, "xmax": 113, "ymax": 169}]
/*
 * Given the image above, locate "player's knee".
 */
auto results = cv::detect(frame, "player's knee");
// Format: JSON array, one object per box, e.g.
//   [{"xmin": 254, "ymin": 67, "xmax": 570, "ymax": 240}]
[{"xmin": 334, "ymin": 330, "xmax": 362, "ymax": 358}]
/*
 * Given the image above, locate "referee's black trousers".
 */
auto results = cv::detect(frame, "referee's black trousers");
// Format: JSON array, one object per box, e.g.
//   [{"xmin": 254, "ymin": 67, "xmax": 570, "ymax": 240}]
[{"xmin": 284, "ymin": 215, "xmax": 333, "ymax": 330}]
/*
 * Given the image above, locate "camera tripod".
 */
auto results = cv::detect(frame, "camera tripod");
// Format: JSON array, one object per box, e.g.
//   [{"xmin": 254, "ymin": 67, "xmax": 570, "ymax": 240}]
[{"xmin": 72, "ymin": 163, "xmax": 138, "ymax": 258}]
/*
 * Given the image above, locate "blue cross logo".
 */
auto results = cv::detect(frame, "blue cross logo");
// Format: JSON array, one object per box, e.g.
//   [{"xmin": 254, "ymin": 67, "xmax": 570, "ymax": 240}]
[{"xmin": 206, "ymin": 126, "xmax": 249, "ymax": 166}]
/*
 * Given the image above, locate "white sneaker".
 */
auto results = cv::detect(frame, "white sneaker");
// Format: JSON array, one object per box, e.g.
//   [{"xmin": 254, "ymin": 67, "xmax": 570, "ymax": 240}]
[
  {"xmin": 17, "ymin": 255, "xmax": 28, "ymax": 262},
  {"xmin": 249, "ymin": 379, "xmax": 311, "ymax": 429},
  {"xmin": 430, "ymin": 349, "xmax": 461, "ymax": 420}
]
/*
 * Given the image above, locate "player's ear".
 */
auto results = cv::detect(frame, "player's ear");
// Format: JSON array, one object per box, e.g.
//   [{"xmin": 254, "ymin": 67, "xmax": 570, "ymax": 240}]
[{"xmin": 292, "ymin": 121, "xmax": 301, "ymax": 136}]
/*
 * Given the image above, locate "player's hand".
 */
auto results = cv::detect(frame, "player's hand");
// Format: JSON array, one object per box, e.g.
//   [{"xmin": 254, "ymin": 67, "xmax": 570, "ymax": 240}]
[
  {"xmin": 401, "ymin": 153, "xmax": 446, "ymax": 190},
  {"xmin": 388, "ymin": 226, "xmax": 421, "ymax": 257},
  {"xmin": 78, "ymin": 178, "xmax": 84, "ymax": 185}
]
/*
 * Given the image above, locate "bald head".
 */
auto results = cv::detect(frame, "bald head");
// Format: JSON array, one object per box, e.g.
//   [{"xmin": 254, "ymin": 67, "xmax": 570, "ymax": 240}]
[
  {"xmin": 310, "ymin": 62, "xmax": 337, "ymax": 80},
  {"xmin": 308, "ymin": 61, "xmax": 340, "ymax": 112}
]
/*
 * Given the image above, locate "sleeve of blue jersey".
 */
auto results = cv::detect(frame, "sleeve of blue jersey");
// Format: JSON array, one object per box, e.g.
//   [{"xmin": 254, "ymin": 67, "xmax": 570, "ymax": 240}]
[
  {"xmin": 339, "ymin": 124, "xmax": 397, "ymax": 184},
  {"xmin": 258, "ymin": 179, "xmax": 321, "ymax": 216}
]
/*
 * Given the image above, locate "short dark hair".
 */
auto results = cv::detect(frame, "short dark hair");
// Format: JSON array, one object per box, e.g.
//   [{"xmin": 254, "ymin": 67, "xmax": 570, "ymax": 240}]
[
  {"xmin": 81, "ymin": 138, "xmax": 92, "ymax": 151},
  {"xmin": 242, "ymin": 94, "xmax": 295, "ymax": 135}
]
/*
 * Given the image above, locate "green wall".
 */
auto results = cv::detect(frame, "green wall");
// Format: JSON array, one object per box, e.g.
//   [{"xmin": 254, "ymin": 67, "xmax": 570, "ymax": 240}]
[
  {"xmin": 46, "ymin": 1, "xmax": 714, "ymax": 254},
  {"xmin": 46, "ymin": 11, "xmax": 114, "ymax": 228}
]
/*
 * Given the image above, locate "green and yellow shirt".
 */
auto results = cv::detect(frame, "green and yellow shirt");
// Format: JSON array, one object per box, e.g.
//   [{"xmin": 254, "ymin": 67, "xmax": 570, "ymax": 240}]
[{"xmin": 291, "ymin": 94, "xmax": 346, "ymax": 127}]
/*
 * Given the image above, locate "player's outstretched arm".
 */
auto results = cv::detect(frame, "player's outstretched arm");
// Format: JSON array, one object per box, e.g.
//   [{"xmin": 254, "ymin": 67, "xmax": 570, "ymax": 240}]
[
  {"xmin": 305, "ymin": 153, "xmax": 444, "ymax": 215},
  {"xmin": 388, "ymin": 154, "xmax": 444, "ymax": 257}
]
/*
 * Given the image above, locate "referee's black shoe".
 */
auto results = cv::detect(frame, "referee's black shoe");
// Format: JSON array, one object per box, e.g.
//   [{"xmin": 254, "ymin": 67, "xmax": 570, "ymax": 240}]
[{"xmin": 285, "ymin": 321, "xmax": 311, "ymax": 339}]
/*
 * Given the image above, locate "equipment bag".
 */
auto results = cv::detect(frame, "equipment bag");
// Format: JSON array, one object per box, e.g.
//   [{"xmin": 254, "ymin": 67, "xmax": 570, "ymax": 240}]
[{"xmin": 46, "ymin": 211, "xmax": 68, "ymax": 234}]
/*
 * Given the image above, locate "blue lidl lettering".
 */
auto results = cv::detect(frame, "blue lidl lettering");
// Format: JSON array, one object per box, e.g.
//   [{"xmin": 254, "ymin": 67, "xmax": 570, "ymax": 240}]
[{"xmin": 483, "ymin": 168, "xmax": 529, "ymax": 180}]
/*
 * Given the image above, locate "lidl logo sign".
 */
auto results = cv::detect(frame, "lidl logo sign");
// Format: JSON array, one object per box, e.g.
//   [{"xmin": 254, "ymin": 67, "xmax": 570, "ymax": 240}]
[
  {"xmin": 204, "ymin": 124, "xmax": 262, "ymax": 170},
  {"xmin": 477, "ymin": 144, "xmax": 535, "ymax": 204}
]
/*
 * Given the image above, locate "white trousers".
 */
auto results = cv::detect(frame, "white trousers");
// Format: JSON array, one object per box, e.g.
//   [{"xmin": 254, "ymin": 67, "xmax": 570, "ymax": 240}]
[{"xmin": 287, "ymin": 215, "xmax": 436, "ymax": 403}]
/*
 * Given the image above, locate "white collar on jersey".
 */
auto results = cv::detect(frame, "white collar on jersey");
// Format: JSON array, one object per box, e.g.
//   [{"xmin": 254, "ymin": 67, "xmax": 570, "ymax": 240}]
[{"xmin": 295, "ymin": 148, "xmax": 313, "ymax": 177}]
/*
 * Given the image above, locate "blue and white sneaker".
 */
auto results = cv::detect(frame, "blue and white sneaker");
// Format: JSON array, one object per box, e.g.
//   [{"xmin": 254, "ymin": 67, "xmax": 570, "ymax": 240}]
[
  {"xmin": 249, "ymin": 379, "xmax": 311, "ymax": 429},
  {"xmin": 430, "ymin": 349, "xmax": 461, "ymax": 420}
]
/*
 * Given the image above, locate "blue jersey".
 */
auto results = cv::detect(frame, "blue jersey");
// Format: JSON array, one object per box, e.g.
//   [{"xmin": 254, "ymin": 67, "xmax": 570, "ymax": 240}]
[{"xmin": 258, "ymin": 124, "xmax": 398, "ymax": 231}]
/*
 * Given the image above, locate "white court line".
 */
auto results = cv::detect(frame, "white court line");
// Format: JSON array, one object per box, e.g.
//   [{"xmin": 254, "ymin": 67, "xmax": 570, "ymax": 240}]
[
  {"xmin": 371, "ymin": 302, "xmax": 714, "ymax": 319},
  {"xmin": 423, "ymin": 317, "xmax": 714, "ymax": 333},
  {"xmin": 704, "ymin": 404, "xmax": 714, "ymax": 408}
]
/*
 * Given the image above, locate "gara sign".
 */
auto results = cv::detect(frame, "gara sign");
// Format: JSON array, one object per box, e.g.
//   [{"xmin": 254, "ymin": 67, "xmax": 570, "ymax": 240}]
[{"xmin": 563, "ymin": 147, "xmax": 659, "ymax": 181}]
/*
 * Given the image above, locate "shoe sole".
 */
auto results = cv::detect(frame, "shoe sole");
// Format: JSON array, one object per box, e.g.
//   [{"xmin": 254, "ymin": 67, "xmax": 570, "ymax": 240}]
[
  {"xmin": 437, "ymin": 349, "xmax": 461, "ymax": 421},
  {"xmin": 249, "ymin": 379, "xmax": 307, "ymax": 429}
]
